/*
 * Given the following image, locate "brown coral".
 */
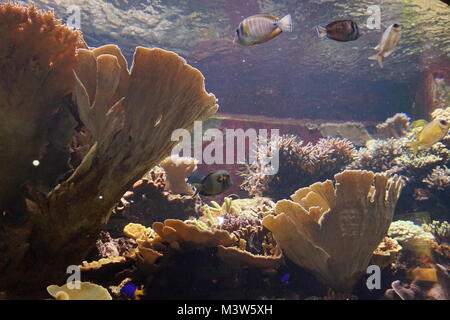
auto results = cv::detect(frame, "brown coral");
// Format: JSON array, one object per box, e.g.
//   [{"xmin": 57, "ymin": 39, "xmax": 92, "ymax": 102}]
[
  {"xmin": 0, "ymin": 2, "xmax": 82, "ymax": 212},
  {"xmin": 110, "ymin": 170, "xmax": 201, "ymax": 235},
  {"xmin": 263, "ymin": 170, "xmax": 403, "ymax": 292},
  {"xmin": 374, "ymin": 113, "xmax": 410, "ymax": 139},
  {"xmin": 0, "ymin": 3, "xmax": 218, "ymax": 295}
]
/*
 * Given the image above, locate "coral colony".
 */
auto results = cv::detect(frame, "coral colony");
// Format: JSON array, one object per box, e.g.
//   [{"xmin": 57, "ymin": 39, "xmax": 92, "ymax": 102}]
[{"xmin": 0, "ymin": 2, "xmax": 449, "ymax": 300}]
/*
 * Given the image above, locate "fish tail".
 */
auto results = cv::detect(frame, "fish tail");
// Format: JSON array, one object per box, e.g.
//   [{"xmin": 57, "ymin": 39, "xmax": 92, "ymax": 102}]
[
  {"xmin": 315, "ymin": 25, "xmax": 327, "ymax": 39},
  {"xmin": 277, "ymin": 14, "xmax": 292, "ymax": 32},
  {"xmin": 368, "ymin": 53, "xmax": 384, "ymax": 68}
]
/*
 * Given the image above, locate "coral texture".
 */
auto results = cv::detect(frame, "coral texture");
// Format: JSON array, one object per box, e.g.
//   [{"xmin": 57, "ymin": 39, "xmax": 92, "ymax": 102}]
[
  {"xmin": 0, "ymin": 2, "xmax": 218, "ymax": 297},
  {"xmin": 262, "ymin": 170, "xmax": 403, "ymax": 292},
  {"xmin": 159, "ymin": 156, "xmax": 198, "ymax": 195},
  {"xmin": 241, "ymin": 135, "xmax": 356, "ymax": 200},
  {"xmin": 387, "ymin": 220, "xmax": 435, "ymax": 251}
]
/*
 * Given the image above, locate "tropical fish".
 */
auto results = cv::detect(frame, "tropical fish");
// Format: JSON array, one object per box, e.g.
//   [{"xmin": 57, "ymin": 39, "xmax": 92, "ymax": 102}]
[
  {"xmin": 281, "ymin": 273, "xmax": 290, "ymax": 283},
  {"xmin": 410, "ymin": 119, "xmax": 450, "ymax": 155},
  {"xmin": 188, "ymin": 170, "xmax": 232, "ymax": 196},
  {"xmin": 234, "ymin": 13, "xmax": 292, "ymax": 46},
  {"xmin": 368, "ymin": 23, "xmax": 403, "ymax": 68},
  {"xmin": 315, "ymin": 20, "xmax": 360, "ymax": 42},
  {"xmin": 120, "ymin": 282, "xmax": 144, "ymax": 300}
]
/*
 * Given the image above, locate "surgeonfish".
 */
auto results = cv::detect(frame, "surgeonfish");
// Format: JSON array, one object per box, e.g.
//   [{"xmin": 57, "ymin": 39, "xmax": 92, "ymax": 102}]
[
  {"xmin": 188, "ymin": 170, "xmax": 232, "ymax": 196},
  {"xmin": 368, "ymin": 23, "xmax": 403, "ymax": 68},
  {"xmin": 315, "ymin": 20, "xmax": 360, "ymax": 42},
  {"xmin": 410, "ymin": 119, "xmax": 450, "ymax": 155},
  {"xmin": 234, "ymin": 13, "xmax": 292, "ymax": 46}
]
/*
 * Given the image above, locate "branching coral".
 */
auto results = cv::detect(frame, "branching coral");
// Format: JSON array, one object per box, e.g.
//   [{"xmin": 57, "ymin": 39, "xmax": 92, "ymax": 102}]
[
  {"xmin": 0, "ymin": 2, "xmax": 218, "ymax": 296},
  {"xmin": 240, "ymin": 135, "xmax": 356, "ymax": 200},
  {"xmin": 422, "ymin": 221, "xmax": 450, "ymax": 244},
  {"xmin": 262, "ymin": 170, "xmax": 403, "ymax": 292}
]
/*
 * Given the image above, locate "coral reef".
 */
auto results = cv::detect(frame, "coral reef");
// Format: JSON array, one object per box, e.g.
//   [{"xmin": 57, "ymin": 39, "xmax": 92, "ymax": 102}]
[
  {"xmin": 262, "ymin": 170, "xmax": 403, "ymax": 292},
  {"xmin": 109, "ymin": 168, "xmax": 201, "ymax": 236},
  {"xmin": 0, "ymin": 2, "xmax": 218, "ymax": 297},
  {"xmin": 388, "ymin": 220, "xmax": 435, "ymax": 253},
  {"xmin": 240, "ymin": 135, "xmax": 356, "ymax": 200}
]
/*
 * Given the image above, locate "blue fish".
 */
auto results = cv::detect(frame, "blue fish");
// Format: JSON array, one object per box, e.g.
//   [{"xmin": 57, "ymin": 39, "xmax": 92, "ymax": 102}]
[
  {"xmin": 120, "ymin": 282, "xmax": 144, "ymax": 300},
  {"xmin": 281, "ymin": 273, "xmax": 290, "ymax": 283}
]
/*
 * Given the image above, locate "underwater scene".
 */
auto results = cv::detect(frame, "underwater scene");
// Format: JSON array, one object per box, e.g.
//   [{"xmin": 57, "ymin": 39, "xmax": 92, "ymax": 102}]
[{"xmin": 0, "ymin": 0, "xmax": 450, "ymax": 303}]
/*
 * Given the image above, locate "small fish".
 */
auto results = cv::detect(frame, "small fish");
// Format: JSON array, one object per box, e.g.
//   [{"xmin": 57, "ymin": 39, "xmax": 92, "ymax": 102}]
[
  {"xmin": 189, "ymin": 170, "xmax": 232, "ymax": 196},
  {"xmin": 410, "ymin": 119, "xmax": 450, "ymax": 155},
  {"xmin": 368, "ymin": 23, "xmax": 403, "ymax": 68},
  {"xmin": 120, "ymin": 282, "xmax": 144, "ymax": 300},
  {"xmin": 234, "ymin": 13, "xmax": 293, "ymax": 46},
  {"xmin": 315, "ymin": 20, "xmax": 360, "ymax": 42},
  {"xmin": 281, "ymin": 273, "xmax": 290, "ymax": 283}
]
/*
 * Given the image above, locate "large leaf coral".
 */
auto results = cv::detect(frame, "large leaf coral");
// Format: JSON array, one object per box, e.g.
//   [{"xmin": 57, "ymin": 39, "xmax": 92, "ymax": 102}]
[
  {"xmin": 262, "ymin": 170, "xmax": 403, "ymax": 292},
  {"xmin": 0, "ymin": 2, "xmax": 218, "ymax": 297}
]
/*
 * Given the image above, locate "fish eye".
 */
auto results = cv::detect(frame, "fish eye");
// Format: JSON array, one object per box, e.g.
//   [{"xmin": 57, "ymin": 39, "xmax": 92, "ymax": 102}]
[
  {"xmin": 440, "ymin": 119, "xmax": 448, "ymax": 126},
  {"xmin": 393, "ymin": 24, "xmax": 399, "ymax": 28}
]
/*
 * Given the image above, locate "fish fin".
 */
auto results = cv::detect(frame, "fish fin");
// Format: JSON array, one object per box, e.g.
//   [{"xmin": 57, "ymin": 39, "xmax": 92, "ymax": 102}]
[
  {"xmin": 187, "ymin": 170, "xmax": 206, "ymax": 184},
  {"xmin": 191, "ymin": 183, "xmax": 202, "ymax": 197},
  {"xmin": 410, "ymin": 119, "xmax": 429, "ymax": 129},
  {"xmin": 315, "ymin": 25, "xmax": 327, "ymax": 39},
  {"xmin": 374, "ymin": 44, "xmax": 381, "ymax": 50},
  {"xmin": 277, "ymin": 14, "xmax": 292, "ymax": 32},
  {"xmin": 368, "ymin": 53, "xmax": 383, "ymax": 68}
]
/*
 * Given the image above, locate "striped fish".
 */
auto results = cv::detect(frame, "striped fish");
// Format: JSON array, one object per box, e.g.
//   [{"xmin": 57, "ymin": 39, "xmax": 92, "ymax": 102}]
[{"xmin": 234, "ymin": 14, "xmax": 292, "ymax": 46}]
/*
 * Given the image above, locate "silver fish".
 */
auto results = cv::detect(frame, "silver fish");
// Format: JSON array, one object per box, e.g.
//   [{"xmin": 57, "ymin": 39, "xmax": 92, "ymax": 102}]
[{"xmin": 368, "ymin": 23, "xmax": 403, "ymax": 68}]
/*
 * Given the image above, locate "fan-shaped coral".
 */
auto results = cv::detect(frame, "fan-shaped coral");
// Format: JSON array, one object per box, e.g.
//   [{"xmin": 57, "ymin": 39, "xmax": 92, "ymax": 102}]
[
  {"xmin": 0, "ymin": 2, "xmax": 218, "ymax": 297},
  {"xmin": 262, "ymin": 170, "xmax": 403, "ymax": 292}
]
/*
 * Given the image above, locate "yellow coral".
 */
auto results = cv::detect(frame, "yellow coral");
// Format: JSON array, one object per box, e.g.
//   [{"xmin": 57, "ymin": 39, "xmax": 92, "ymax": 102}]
[
  {"xmin": 47, "ymin": 282, "xmax": 112, "ymax": 300},
  {"xmin": 263, "ymin": 170, "xmax": 403, "ymax": 292}
]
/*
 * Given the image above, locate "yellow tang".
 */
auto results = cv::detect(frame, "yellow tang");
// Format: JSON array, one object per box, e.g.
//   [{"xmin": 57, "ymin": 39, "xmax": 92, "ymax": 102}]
[
  {"xmin": 410, "ymin": 119, "xmax": 450, "ymax": 155},
  {"xmin": 234, "ymin": 13, "xmax": 292, "ymax": 46}
]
